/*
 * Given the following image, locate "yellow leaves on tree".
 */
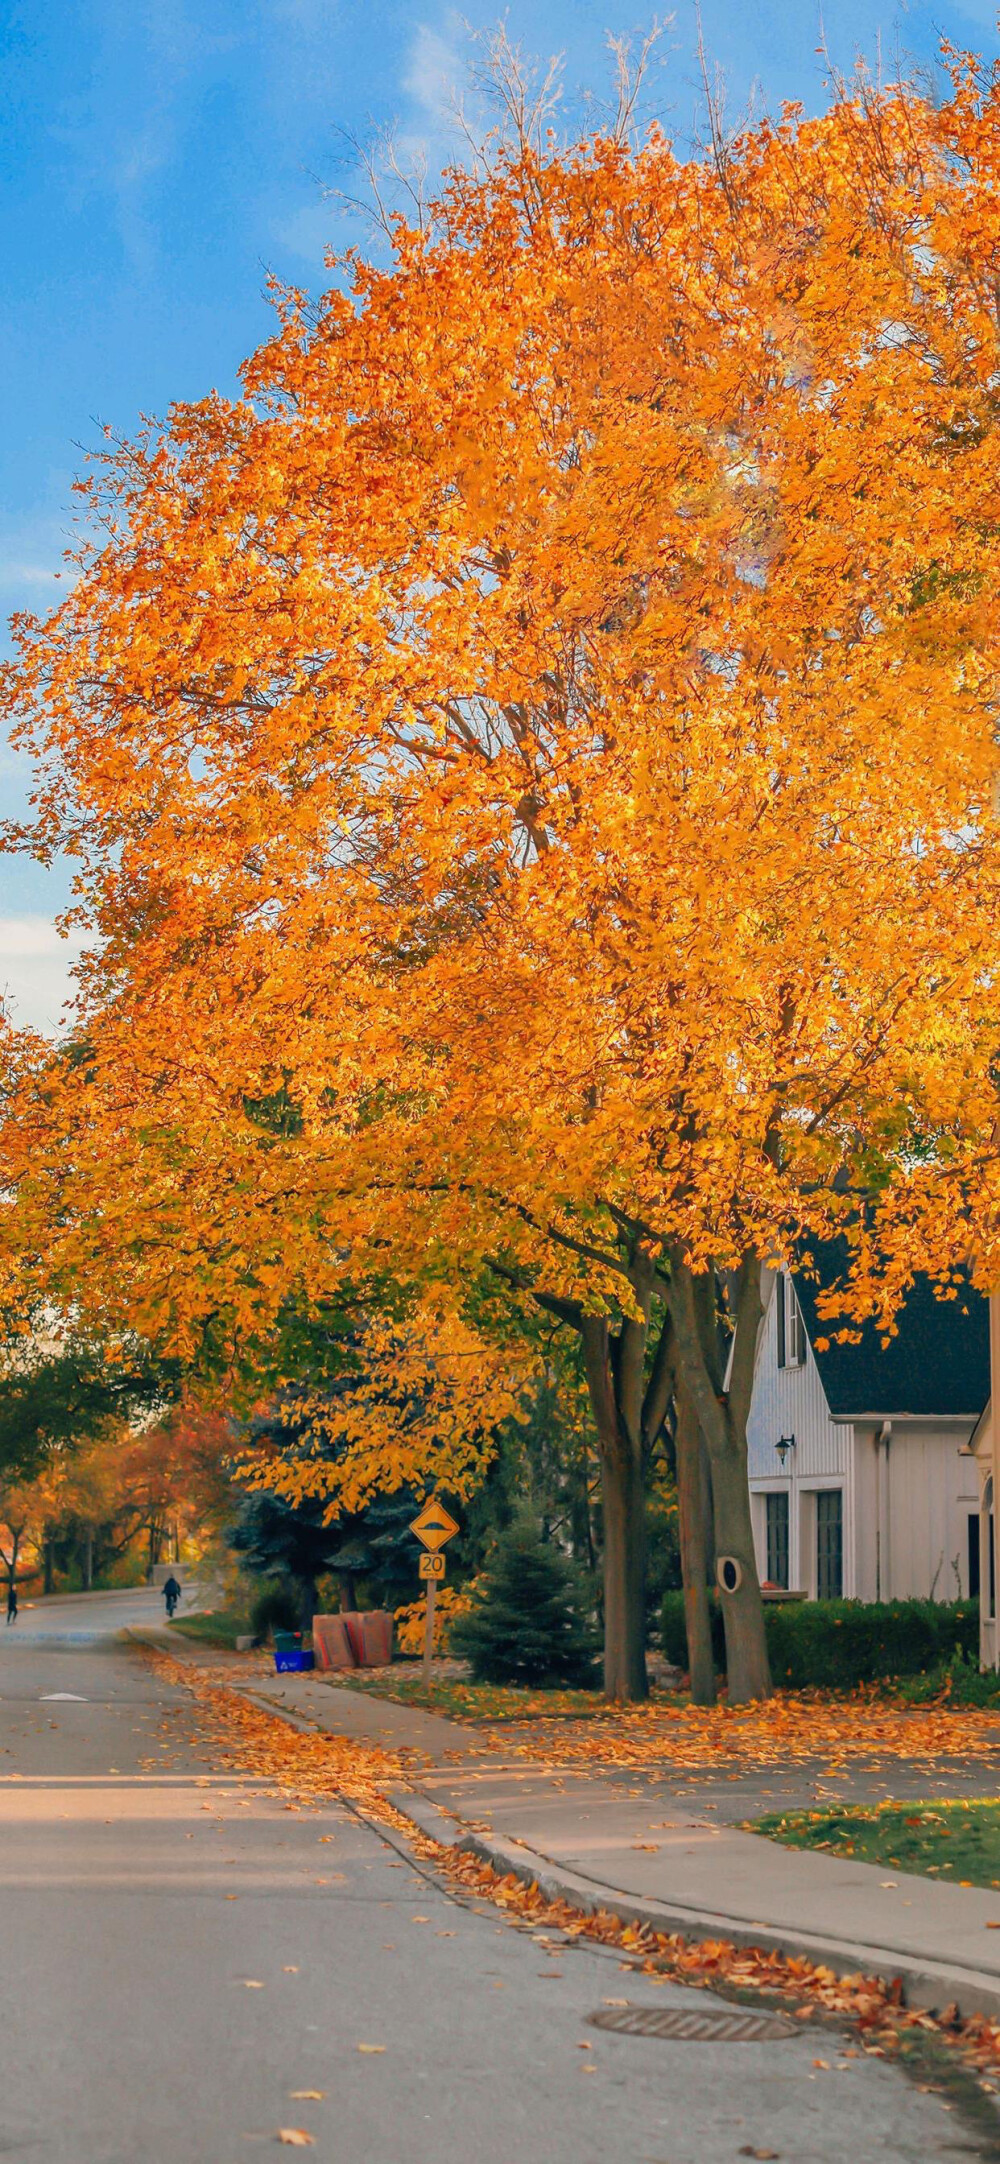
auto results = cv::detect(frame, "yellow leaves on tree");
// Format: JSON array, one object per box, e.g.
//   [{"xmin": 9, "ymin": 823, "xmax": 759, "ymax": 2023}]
[
  {"xmin": 235, "ymin": 1301, "xmax": 530, "ymax": 1520},
  {"xmin": 6, "ymin": 59, "xmax": 1000, "ymax": 1694},
  {"xmin": 393, "ymin": 1581, "xmax": 477, "ymax": 1657}
]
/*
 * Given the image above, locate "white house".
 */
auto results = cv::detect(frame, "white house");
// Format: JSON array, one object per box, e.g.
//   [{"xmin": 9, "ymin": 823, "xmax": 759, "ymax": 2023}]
[
  {"xmin": 746, "ymin": 1253, "xmax": 989, "ymax": 1605},
  {"xmin": 965, "ymin": 1296, "xmax": 1000, "ymax": 1666}
]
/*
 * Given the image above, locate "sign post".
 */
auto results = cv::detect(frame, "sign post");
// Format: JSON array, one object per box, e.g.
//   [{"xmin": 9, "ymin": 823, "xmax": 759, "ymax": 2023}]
[{"xmin": 409, "ymin": 1500, "xmax": 459, "ymax": 1689}]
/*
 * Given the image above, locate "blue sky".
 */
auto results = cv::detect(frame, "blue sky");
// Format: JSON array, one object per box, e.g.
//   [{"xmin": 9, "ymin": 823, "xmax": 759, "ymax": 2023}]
[{"xmin": 2, "ymin": 0, "xmax": 999, "ymax": 1025}]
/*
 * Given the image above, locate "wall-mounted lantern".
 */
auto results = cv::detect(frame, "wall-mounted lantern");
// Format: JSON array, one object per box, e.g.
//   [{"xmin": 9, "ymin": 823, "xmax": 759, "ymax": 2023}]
[{"xmin": 775, "ymin": 1433, "xmax": 796, "ymax": 1469}]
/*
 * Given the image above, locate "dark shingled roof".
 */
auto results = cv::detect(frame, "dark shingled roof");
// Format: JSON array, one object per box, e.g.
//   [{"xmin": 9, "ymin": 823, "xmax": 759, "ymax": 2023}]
[{"xmin": 791, "ymin": 1244, "xmax": 990, "ymax": 1420}]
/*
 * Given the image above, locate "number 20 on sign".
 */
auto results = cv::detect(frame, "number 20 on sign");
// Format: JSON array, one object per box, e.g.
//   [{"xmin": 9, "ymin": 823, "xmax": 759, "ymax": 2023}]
[{"xmin": 410, "ymin": 1498, "xmax": 458, "ymax": 1685}]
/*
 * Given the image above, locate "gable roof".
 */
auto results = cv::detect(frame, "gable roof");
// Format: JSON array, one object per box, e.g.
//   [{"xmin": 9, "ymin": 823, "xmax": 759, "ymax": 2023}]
[{"xmin": 791, "ymin": 1244, "xmax": 990, "ymax": 1420}]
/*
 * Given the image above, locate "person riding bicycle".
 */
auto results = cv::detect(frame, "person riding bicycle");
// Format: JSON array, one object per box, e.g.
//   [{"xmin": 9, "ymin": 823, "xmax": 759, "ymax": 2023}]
[{"xmin": 162, "ymin": 1573, "xmax": 182, "ymax": 1620}]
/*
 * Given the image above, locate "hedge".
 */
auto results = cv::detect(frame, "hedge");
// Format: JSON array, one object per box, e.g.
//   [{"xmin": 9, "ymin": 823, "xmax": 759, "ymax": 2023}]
[{"xmin": 660, "ymin": 1591, "xmax": 979, "ymax": 1690}]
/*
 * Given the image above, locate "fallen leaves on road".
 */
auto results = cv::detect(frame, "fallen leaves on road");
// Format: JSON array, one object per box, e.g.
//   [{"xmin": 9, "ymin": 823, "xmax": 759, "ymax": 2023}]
[
  {"xmin": 289, "ymin": 2092, "xmax": 325, "ymax": 2100},
  {"xmin": 434, "ymin": 1843, "xmax": 1000, "ymax": 2087},
  {"xmin": 145, "ymin": 1642, "xmax": 1000, "ymax": 2092},
  {"xmin": 137, "ymin": 1644, "xmax": 407, "ymax": 1824},
  {"xmin": 277, "ymin": 2133, "xmax": 314, "ymax": 2147}
]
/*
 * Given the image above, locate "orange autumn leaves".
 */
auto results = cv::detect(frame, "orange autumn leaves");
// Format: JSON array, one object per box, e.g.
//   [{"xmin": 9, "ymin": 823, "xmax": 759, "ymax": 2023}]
[
  {"xmin": 482, "ymin": 1689, "xmax": 1000, "ymax": 1778},
  {"xmin": 6, "ymin": 67, "xmax": 1000, "ymax": 1452}
]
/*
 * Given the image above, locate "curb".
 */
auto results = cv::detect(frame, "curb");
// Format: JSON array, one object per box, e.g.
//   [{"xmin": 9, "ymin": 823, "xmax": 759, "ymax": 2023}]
[
  {"xmin": 386, "ymin": 1786, "xmax": 1000, "ymax": 2025},
  {"xmin": 136, "ymin": 1643, "xmax": 1000, "ymax": 2028}
]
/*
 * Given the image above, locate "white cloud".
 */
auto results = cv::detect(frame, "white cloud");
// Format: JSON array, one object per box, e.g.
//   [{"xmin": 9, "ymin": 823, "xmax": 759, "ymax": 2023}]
[
  {"xmin": 274, "ymin": 199, "xmax": 338, "ymax": 267},
  {"xmin": 0, "ymin": 917, "xmax": 83, "ymax": 1037},
  {"xmin": 404, "ymin": 22, "xmax": 464, "ymax": 129}
]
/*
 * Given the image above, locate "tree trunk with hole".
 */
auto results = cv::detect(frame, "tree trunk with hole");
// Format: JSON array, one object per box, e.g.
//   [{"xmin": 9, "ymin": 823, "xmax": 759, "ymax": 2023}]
[
  {"xmin": 704, "ymin": 1423, "xmax": 771, "ymax": 1701},
  {"xmin": 668, "ymin": 1251, "xmax": 771, "ymax": 1704},
  {"xmin": 674, "ymin": 1380, "xmax": 717, "ymax": 1705}
]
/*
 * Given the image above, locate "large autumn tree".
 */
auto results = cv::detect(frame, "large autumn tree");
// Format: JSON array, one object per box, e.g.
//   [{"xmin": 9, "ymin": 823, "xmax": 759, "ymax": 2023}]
[{"xmin": 6, "ymin": 60, "xmax": 1000, "ymax": 1697}]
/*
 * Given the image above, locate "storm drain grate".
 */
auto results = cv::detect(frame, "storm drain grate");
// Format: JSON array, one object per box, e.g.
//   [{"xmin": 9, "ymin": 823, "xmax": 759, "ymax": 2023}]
[{"xmin": 587, "ymin": 2005, "xmax": 796, "ymax": 2044}]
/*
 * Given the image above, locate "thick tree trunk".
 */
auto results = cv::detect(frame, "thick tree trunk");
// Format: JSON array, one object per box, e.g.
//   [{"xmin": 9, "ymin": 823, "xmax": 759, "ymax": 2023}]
[
  {"xmin": 581, "ymin": 1314, "xmax": 649, "ymax": 1702},
  {"xmin": 43, "ymin": 1538, "xmax": 54, "ymax": 1597},
  {"xmin": 297, "ymin": 1574, "xmax": 318, "ymax": 1633},
  {"xmin": 82, "ymin": 1532, "xmax": 93, "ymax": 1592},
  {"xmin": 569, "ymin": 1442, "xmax": 595, "ymax": 1569},
  {"xmin": 705, "ymin": 1425, "xmax": 771, "ymax": 1702},
  {"xmin": 600, "ymin": 1443, "xmax": 648, "ymax": 1701},
  {"xmin": 674, "ymin": 1381, "xmax": 716, "ymax": 1705},
  {"xmin": 338, "ymin": 1569, "xmax": 358, "ymax": 1613},
  {"xmin": 668, "ymin": 1251, "xmax": 771, "ymax": 1704}
]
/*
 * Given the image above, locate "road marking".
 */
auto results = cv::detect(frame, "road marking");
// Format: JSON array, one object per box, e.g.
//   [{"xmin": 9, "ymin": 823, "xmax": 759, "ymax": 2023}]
[{"xmin": 40, "ymin": 1694, "xmax": 88, "ymax": 1702}]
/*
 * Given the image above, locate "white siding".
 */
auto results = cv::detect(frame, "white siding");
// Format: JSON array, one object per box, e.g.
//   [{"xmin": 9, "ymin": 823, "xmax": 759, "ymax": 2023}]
[
  {"xmin": 747, "ymin": 1271, "xmax": 853, "ymax": 1594},
  {"xmin": 746, "ymin": 1273, "xmax": 980, "ymax": 1602},
  {"xmin": 851, "ymin": 1421, "xmax": 979, "ymax": 1603}
]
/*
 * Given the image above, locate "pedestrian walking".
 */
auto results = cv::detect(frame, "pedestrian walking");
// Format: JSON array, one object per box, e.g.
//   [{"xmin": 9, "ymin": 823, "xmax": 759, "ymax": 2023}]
[
  {"xmin": 162, "ymin": 1573, "xmax": 181, "ymax": 1620},
  {"xmin": 6, "ymin": 1582, "xmax": 17, "ymax": 1625}
]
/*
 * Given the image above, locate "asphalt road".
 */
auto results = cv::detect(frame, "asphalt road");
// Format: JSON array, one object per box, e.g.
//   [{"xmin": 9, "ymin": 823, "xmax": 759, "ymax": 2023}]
[
  {"xmin": 0, "ymin": 1630, "xmax": 986, "ymax": 2164},
  {"xmin": 9, "ymin": 1582, "xmax": 205, "ymax": 1637}
]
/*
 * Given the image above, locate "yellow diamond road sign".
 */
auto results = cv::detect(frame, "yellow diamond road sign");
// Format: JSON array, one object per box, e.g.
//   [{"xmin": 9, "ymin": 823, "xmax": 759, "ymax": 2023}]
[{"xmin": 410, "ymin": 1499, "xmax": 459, "ymax": 1553}]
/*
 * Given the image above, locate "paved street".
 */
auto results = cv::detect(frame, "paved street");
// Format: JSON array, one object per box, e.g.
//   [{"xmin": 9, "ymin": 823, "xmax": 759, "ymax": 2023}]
[
  {"xmin": 10, "ymin": 1582, "xmax": 206, "ymax": 1639},
  {"xmin": 0, "ymin": 1629, "xmax": 985, "ymax": 2163}
]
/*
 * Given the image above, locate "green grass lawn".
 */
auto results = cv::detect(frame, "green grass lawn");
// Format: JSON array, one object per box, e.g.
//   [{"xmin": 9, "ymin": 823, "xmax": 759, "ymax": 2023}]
[
  {"xmin": 753, "ymin": 1799, "xmax": 1000, "ymax": 1889},
  {"xmin": 336, "ymin": 1670, "xmax": 614, "ymax": 1723},
  {"xmin": 170, "ymin": 1611, "xmax": 252, "ymax": 1650}
]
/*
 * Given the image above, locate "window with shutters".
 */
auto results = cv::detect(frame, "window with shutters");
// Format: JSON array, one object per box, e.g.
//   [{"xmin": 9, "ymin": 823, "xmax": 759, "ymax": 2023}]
[
  {"xmin": 816, "ymin": 1489, "xmax": 843, "ymax": 1600},
  {"xmin": 776, "ymin": 1275, "xmax": 806, "ymax": 1369},
  {"xmin": 788, "ymin": 1287, "xmax": 807, "ymax": 1366},
  {"xmin": 766, "ymin": 1492, "xmax": 789, "ymax": 1589}
]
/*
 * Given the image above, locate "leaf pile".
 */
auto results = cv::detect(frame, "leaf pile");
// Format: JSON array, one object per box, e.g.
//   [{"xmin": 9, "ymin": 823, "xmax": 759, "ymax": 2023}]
[{"xmin": 486, "ymin": 1687, "xmax": 1000, "ymax": 1776}]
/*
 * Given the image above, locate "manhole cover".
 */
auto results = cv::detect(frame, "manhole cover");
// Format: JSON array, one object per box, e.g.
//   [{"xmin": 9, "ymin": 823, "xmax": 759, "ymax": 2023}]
[{"xmin": 587, "ymin": 2004, "xmax": 795, "ymax": 2043}]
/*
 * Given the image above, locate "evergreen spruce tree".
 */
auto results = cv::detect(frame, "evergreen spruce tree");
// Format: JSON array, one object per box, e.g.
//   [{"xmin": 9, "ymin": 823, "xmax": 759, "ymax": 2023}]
[{"xmin": 451, "ymin": 1517, "xmax": 599, "ymax": 1686}]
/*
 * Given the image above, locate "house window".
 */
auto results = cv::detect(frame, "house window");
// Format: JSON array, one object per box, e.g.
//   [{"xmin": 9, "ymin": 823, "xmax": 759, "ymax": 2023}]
[
  {"xmin": 969, "ymin": 1513, "xmax": 981, "ymax": 1600},
  {"xmin": 816, "ymin": 1490, "xmax": 843, "ymax": 1600},
  {"xmin": 776, "ymin": 1275, "xmax": 806, "ymax": 1369},
  {"xmin": 766, "ymin": 1492, "xmax": 790, "ymax": 1589},
  {"xmin": 985, "ymin": 1480, "xmax": 996, "ymax": 1620}
]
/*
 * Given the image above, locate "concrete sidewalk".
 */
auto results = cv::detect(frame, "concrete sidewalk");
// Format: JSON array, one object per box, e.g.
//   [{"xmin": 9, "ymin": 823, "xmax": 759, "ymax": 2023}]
[{"xmin": 152, "ymin": 1642, "xmax": 1000, "ymax": 2022}]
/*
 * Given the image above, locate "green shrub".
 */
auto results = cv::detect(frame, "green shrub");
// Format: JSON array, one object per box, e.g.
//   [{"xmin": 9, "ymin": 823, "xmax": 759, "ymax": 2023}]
[
  {"xmin": 660, "ymin": 1589, "xmax": 978, "ymax": 1690},
  {"xmin": 896, "ymin": 1648, "xmax": 1000, "ymax": 1707},
  {"xmin": 450, "ymin": 1518, "xmax": 600, "ymax": 1686},
  {"xmin": 249, "ymin": 1581, "xmax": 301, "ymax": 1642},
  {"xmin": 660, "ymin": 1590, "xmax": 726, "ymax": 1671}
]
